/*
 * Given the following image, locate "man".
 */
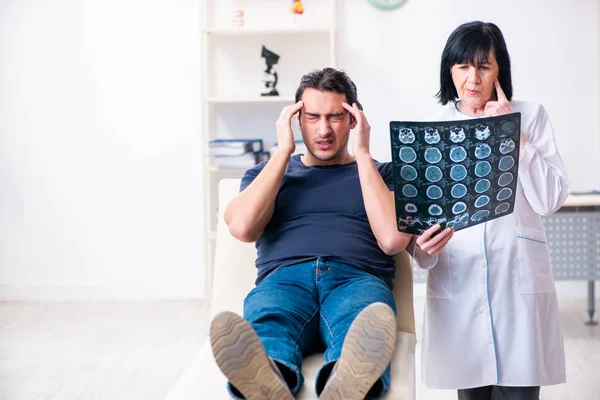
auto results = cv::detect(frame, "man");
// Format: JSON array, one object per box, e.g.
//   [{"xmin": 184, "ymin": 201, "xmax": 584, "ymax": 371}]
[{"xmin": 210, "ymin": 68, "xmax": 453, "ymax": 399}]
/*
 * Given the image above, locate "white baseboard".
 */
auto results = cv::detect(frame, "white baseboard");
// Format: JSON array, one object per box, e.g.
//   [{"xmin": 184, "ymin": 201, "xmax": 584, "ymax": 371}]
[
  {"xmin": 2, "ymin": 281, "xmax": 592, "ymax": 302},
  {"xmin": 0, "ymin": 283, "xmax": 205, "ymax": 301}
]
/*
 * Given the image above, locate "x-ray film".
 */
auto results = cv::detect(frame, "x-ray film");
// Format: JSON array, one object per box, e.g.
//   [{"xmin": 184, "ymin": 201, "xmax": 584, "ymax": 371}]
[{"xmin": 389, "ymin": 113, "xmax": 521, "ymax": 235}]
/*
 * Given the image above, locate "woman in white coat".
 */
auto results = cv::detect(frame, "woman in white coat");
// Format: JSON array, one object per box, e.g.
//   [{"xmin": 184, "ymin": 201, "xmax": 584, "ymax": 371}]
[{"xmin": 412, "ymin": 21, "xmax": 570, "ymax": 400}]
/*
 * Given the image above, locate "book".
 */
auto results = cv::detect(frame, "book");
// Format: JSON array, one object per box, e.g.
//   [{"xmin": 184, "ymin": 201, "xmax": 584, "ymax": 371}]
[
  {"xmin": 209, "ymin": 139, "xmax": 263, "ymax": 157},
  {"xmin": 210, "ymin": 151, "xmax": 270, "ymax": 169},
  {"xmin": 389, "ymin": 112, "xmax": 521, "ymax": 234},
  {"xmin": 270, "ymin": 140, "xmax": 307, "ymax": 156}
]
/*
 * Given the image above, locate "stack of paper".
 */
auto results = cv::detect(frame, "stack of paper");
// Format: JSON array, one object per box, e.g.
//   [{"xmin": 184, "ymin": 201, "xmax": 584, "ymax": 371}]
[{"xmin": 209, "ymin": 139, "xmax": 267, "ymax": 168}]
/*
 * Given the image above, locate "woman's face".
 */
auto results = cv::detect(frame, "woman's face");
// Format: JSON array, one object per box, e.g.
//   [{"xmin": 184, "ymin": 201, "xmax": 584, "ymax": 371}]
[{"xmin": 451, "ymin": 50, "xmax": 499, "ymax": 111}]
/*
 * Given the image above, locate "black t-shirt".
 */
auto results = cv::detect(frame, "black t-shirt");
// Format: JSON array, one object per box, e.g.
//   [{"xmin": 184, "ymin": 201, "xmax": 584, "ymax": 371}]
[{"xmin": 241, "ymin": 154, "xmax": 395, "ymax": 285}]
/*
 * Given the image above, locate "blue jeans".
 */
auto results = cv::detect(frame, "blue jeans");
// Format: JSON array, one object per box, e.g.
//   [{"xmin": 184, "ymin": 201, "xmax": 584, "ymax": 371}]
[{"xmin": 227, "ymin": 257, "xmax": 397, "ymax": 399}]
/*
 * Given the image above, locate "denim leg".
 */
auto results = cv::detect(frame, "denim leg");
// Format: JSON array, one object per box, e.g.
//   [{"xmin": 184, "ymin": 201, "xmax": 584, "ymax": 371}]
[
  {"xmin": 227, "ymin": 261, "xmax": 320, "ymax": 398},
  {"xmin": 315, "ymin": 261, "xmax": 397, "ymax": 399}
]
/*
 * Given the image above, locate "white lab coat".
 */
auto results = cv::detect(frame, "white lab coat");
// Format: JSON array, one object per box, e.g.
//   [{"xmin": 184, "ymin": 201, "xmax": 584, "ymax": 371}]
[{"xmin": 410, "ymin": 100, "xmax": 570, "ymax": 389}]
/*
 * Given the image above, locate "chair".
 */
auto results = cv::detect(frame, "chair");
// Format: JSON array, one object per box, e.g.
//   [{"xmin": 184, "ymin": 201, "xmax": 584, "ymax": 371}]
[{"xmin": 166, "ymin": 179, "xmax": 416, "ymax": 400}]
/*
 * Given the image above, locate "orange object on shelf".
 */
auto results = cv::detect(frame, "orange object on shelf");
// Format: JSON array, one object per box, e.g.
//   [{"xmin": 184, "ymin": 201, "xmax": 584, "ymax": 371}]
[{"xmin": 291, "ymin": 0, "xmax": 304, "ymax": 15}]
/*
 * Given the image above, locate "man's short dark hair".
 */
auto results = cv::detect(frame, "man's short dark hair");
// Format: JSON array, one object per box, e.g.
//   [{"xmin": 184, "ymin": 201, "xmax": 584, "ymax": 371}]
[
  {"xmin": 295, "ymin": 67, "xmax": 362, "ymax": 110},
  {"xmin": 437, "ymin": 21, "xmax": 513, "ymax": 105}
]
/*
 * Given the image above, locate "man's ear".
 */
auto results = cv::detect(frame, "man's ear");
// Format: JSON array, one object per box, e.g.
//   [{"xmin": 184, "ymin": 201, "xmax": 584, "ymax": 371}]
[{"xmin": 350, "ymin": 115, "xmax": 357, "ymax": 130}]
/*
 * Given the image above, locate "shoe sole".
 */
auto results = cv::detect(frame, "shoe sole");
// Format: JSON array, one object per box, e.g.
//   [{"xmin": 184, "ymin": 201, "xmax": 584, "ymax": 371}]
[
  {"xmin": 319, "ymin": 302, "xmax": 397, "ymax": 400},
  {"xmin": 210, "ymin": 311, "xmax": 295, "ymax": 400}
]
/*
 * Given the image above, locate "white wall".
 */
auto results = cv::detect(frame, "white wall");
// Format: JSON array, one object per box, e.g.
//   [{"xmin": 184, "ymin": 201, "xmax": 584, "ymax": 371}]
[
  {"xmin": 1, "ymin": 0, "xmax": 598, "ymax": 300},
  {"xmin": 338, "ymin": 0, "xmax": 600, "ymax": 192},
  {"xmin": 0, "ymin": 0, "xmax": 204, "ymax": 299}
]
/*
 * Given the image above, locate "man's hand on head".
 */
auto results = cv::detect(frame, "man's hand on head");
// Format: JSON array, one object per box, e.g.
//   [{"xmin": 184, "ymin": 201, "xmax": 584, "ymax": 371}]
[
  {"xmin": 275, "ymin": 101, "xmax": 303, "ymax": 157},
  {"xmin": 342, "ymin": 102, "xmax": 371, "ymax": 158}
]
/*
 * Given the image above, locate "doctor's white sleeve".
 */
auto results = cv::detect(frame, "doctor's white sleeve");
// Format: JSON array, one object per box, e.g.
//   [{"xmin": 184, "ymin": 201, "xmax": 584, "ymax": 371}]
[
  {"xmin": 518, "ymin": 104, "xmax": 571, "ymax": 216},
  {"xmin": 406, "ymin": 235, "xmax": 438, "ymax": 270}
]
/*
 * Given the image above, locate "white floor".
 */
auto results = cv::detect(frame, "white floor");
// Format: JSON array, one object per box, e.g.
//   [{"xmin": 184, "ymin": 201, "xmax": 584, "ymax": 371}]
[
  {"xmin": 0, "ymin": 296, "xmax": 598, "ymax": 400},
  {"xmin": 0, "ymin": 302, "xmax": 207, "ymax": 400}
]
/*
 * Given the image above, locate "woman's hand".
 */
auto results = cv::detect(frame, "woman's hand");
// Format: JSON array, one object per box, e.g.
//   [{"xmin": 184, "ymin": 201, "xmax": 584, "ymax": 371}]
[
  {"xmin": 485, "ymin": 80, "xmax": 528, "ymax": 157},
  {"xmin": 484, "ymin": 80, "xmax": 512, "ymax": 116},
  {"xmin": 416, "ymin": 224, "xmax": 454, "ymax": 255}
]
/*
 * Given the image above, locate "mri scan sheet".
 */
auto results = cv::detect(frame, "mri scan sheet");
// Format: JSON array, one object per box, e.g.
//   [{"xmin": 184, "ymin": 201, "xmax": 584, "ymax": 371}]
[{"xmin": 389, "ymin": 113, "xmax": 521, "ymax": 235}]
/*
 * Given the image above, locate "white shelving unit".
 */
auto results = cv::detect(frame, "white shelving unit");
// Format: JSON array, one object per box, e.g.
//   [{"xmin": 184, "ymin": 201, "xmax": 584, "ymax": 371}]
[
  {"xmin": 201, "ymin": 0, "xmax": 337, "ymax": 302},
  {"xmin": 204, "ymin": 96, "xmax": 296, "ymax": 104}
]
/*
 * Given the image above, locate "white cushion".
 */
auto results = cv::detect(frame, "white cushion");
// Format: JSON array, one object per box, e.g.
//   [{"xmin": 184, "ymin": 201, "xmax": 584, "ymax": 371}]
[
  {"xmin": 167, "ymin": 333, "xmax": 415, "ymax": 400},
  {"xmin": 166, "ymin": 179, "xmax": 416, "ymax": 400}
]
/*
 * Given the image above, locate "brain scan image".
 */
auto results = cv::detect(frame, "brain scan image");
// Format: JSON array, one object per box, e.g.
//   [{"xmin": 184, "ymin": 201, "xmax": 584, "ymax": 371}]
[
  {"xmin": 501, "ymin": 120, "xmax": 516, "ymax": 134},
  {"xmin": 392, "ymin": 113, "xmax": 520, "ymax": 234},
  {"xmin": 424, "ymin": 128, "xmax": 441, "ymax": 144},
  {"xmin": 450, "ymin": 164, "xmax": 468, "ymax": 181},
  {"xmin": 495, "ymin": 202, "xmax": 510, "ymax": 214},
  {"xmin": 475, "ymin": 179, "xmax": 491, "ymax": 193},
  {"xmin": 405, "ymin": 203, "xmax": 418, "ymax": 213},
  {"xmin": 428, "ymin": 204, "xmax": 443, "ymax": 216},
  {"xmin": 422, "ymin": 216, "xmax": 447, "ymax": 227},
  {"xmin": 452, "ymin": 201, "xmax": 467, "ymax": 214},
  {"xmin": 474, "ymin": 161, "xmax": 492, "ymax": 177},
  {"xmin": 399, "ymin": 147, "xmax": 417, "ymax": 163},
  {"xmin": 496, "ymin": 187, "xmax": 513, "ymax": 201},
  {"xmin": 474, "ymin": 143, "xmax": 492, "ymax": 159},
  {"xmin": 398, "ymin": 216, "xmax": 423, "ymax": 229},
  {"xmin": 424, "ymin": 147, "xmax": 442, "ymax": 164},
  {"xmin": 449, "ymin": 127, "xmax": 466, "ymax": 143},
  {"xmin": 474, "ymin": 124, "xmax": 491, "ymax": 140},
  {"xmin": 498, "ymin": 155, "xmax": 515, "ymax": 171},
  {"xmin": 471, "ymin": 210, "xmax": 490, "ymax": 222},
  {"xmin": 499, "ymin": 138, "xmax": 515, "ymax": 154},
  {"xmin": 451, "ymin": 183, "xmax": 467, "ymax": 199},
  {"xmin": 449, "ymin": 146, "xmax": 467, "ymax": 162},
  {"xmin": 425, "ymin": 166, "xmax": 443, "ymax": 182},
  {"xmin": 497, "ymin": 172, "xmax": 514, "ymax": 187},
  {"xmin": 447, "ymin": 213, "xmax": 469, "ymax": 229},
  {"xmin": 399, "ymin": 128, "xmax": 416, "ymax": 144},
  {"xmin": 426, "ymin": 185, "xmax": 443, "ymax": 199},
  {"xmin": 402, "ymin": 184, "xmax": 418, "ymax": 198},
  {"xmin": 400, "ymin": 165, "xmax": 418, "ymax": 181},
  {"xmin": 474, "ymin": 195, "xmax": 490, "ymax": 208}
]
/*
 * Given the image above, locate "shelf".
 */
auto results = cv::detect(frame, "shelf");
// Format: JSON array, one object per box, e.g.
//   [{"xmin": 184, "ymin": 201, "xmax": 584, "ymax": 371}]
[
  {"xmin": 203, "ymin": 27, "xmax": 333, "ymax": 36},
  {"xmin": 205, "ymin": 230, "xmax": 217, "ymax": 241},
  {"xmin": 205, "ymin": 96, "xmax": 295, "ymax": 104},
  {"xmin": 201, "ymin": 0, "xmax": 336, "ymax": 278}
]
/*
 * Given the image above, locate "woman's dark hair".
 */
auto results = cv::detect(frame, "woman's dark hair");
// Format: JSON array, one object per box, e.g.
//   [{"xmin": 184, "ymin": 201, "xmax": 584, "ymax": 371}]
[
  {"xmin": 295, "ymin": 67, "xmax": 362, "ymax": 110},
  {"xmin": 437, "ymin": 21, "xmax": 513, "ymax": 105}
]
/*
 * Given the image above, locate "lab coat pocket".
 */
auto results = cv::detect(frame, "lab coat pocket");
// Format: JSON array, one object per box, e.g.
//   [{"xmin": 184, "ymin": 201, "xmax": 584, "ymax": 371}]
[
  {"xmin": 426, "ymin": 251, "xmax": 452, "ymax": 299},
  {"xmin": 517, "ymin": 226, "xmax": 555, "ymax": 294}
]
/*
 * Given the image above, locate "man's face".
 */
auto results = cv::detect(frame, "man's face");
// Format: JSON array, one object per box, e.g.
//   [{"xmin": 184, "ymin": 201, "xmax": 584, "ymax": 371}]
[{"xmin": 297, "ymin": 88, "xmax": 355, "ymax": 166}]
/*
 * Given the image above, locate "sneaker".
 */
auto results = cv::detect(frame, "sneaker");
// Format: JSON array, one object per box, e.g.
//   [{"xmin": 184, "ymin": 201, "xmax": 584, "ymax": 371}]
[
  {"xmin": 319, "ymin": 302, "xmax": 397, "ymax": 400},
  {"xmin": 210, "ymin": 311, "xmax": 295, "ymax": 400}
]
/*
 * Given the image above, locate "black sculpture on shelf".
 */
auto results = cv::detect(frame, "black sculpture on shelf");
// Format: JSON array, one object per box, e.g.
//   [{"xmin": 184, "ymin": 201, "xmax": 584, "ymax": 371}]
[{"xmin": 261, "ymin": 46, "xmax": 280, "ymax": 96}]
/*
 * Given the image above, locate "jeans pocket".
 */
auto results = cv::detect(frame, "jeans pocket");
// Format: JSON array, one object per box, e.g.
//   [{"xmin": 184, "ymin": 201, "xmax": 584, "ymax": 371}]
[
  {"xmin": 517, "ymin": 226, "xmax": 555, "ymax": 294},
  {"xmin": 259, "ymin": 264, "xmax": 287, "ymax": 285},
  {"xmin": 426, "ymin": 251, "xmax": 452, "ymax": 299}
]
